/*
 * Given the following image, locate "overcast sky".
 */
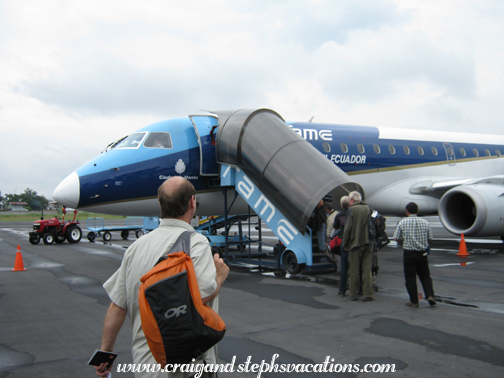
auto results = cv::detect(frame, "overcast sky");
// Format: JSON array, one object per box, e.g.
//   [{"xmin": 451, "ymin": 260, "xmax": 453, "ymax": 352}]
[{"xmin": 1, "ymin": 0, "xmax": 504, "ymax": 200}]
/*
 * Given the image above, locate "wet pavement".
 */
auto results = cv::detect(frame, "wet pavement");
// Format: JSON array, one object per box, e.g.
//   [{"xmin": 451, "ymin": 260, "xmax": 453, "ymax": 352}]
[{"xmin": 1, "ymin": 219, "xmax": 504, "ymax": 377}]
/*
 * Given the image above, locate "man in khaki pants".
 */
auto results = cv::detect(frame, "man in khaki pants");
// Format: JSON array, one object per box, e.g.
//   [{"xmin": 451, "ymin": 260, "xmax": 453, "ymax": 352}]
[{"xmin": 342, "ymin": 191, "xmax": 374, "ymax": 302}]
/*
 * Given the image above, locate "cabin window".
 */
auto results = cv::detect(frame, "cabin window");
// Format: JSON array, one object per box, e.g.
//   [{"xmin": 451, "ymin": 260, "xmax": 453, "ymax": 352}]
[
  {"xmin": 403, "ymin": 146, "xmax": 410, "ymax": 155},
  {"xmin": 112, "ymin": 133, "xmax": 147, "ymax": 149},
  {"xmin": 473, "ymin": 149, "xmax": 479, "ymax": 157},
  {"xmin": 373, "ymin": 144, "xmax": 381, "ymax": 154},
  {"xmin": 496, "ymin": 150, "xmax": 502, "ymax": 157},
  {"xmin": 446, "ymin": 147, "xmax": 454, "ymax": 156},
  {"xmin": 340, "ymin": 143, "xmax": 348, "ymax": 153},
  {"xmin": 485, "ymin": 149, "xmax": 491, "ymax": 157},
  {"xmin": 459, "ymin": 148, "xmax": 466, "ymax": 157},
  {"xmin": 144, "ymin": 132, "xmax": 173, "ymax": 149},
  {"xmin": 357, "ymin": 144, "xmax": 365, "ymax": 153},
  {"xmin": 431, "ymin": 147, "xmax": 438, "ymax": 156},
  {"xmin": 388, "ymin": 145, "xmax": 396, "ymax": 154},
  {"xmin": 417, "ymin": 146, "xmax": 424, "ymax": 156},
  {"xmin": 323, "ymin": 142, "xmax": 331, "ymax": 153}
]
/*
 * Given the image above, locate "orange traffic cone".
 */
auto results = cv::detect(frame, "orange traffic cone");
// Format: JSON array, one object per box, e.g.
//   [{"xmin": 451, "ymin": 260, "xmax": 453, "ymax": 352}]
[
  {"xmin": 12, "ymin": 245, "xmax": 27, "ymax": 271},
  {"xmin": 456, "ymin": 234, "xmax": 469, "ymax": 257}
]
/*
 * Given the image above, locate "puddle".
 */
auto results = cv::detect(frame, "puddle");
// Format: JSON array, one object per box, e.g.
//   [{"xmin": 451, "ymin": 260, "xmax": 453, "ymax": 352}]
[{"xmin": 0, "ymin": 344, "xmax": 34, "ymax": 370}]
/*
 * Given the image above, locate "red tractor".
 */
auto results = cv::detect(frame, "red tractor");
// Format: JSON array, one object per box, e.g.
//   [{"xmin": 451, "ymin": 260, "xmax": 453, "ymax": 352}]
[{"xmin": 29, "ymin": 208, "xmax": 82, "ymax": 245}]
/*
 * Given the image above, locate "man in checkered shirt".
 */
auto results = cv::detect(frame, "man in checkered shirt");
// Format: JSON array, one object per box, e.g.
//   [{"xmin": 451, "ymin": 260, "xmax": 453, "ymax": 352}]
[{"xmin": 393, "ymin": 202, "xmax": 437, "ymax": 308}]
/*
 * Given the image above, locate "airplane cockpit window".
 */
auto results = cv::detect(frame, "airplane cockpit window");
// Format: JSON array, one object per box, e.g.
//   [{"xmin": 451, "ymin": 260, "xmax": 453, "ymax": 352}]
[
  {"xmin": 431, "ymin": 147, "xmax": 438, "ymax": 156},
  {"xmin": 417, "ymin": 146, "xmax": 424, "ymax": 155},
  {"xmin": 388, "ymin": 145, "xmax": 396, "ymax": 155},
  {"xmin": 373, "ymin": 144, "xmax": 381, "ymax": 154},
  {"xmin": 144, "ymin": 132, "xmax": 173, "ymax": 149},
  {"xmin": 403, "ymin": 146, "xmax": 410, "ymax": 155},
  {"xmin": 485, "ymin": 149, "xmax": 491, "ymax": 157},
  {"xmin": 323, "ymin": 142, "xmax": 331, "ymax": 153},
  {"xmin": 106, "ymin": 133, "xmax": 147, "ymax": 151},
  {"xmin": 460, "ymin": 148, "xmax": 466, "ymax": 157},
  {"xmin": 473, "ymin": 149, "xmax": 479, "ymax": 157},
  {"xmin": 340, "ymin": 143, "xmax": 348, "ymax": 153}
]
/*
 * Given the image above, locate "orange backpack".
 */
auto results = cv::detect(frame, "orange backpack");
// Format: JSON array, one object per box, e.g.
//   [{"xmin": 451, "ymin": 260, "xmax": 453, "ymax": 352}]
[{"xmin": 138, "ymin": 231, "xmax": 226, "ymax": 366}]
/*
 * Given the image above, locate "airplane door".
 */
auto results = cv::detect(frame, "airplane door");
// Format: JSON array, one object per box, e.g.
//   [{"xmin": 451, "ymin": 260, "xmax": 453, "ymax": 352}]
[
  {"xmin": 443, "ymin": 143, "xmax": 456, "ymax": 166},
  {"xmin": 189, "ymin": 115, "xmax": 219, "ymax": 176}
]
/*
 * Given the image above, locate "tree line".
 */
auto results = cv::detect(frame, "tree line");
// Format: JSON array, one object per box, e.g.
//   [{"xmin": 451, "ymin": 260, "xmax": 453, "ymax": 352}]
[{"xmin": 0, "ymin": 188, "xmax": 49, "ymax": 211}]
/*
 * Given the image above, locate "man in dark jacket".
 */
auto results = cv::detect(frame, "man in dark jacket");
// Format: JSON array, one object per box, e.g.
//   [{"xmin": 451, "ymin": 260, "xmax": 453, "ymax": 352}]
[{"xmin": 342, "ymin": 191, "xmax": 374, "ymax": 301}]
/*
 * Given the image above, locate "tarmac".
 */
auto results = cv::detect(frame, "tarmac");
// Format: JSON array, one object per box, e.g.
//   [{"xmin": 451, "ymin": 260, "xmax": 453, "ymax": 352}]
[{"xmin": 1, "ymin": 218, "xmax": 504, "ymax": 377}]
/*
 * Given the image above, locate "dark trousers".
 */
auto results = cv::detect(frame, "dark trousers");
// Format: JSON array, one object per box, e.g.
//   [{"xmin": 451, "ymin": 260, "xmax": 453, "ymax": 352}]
[
  {"xmin": 403, "ymin": 250, "xmax": 434, "ymax": 303},
  {"xmin": 339, "ymin": 245, "xmax": 349, "ymax": 294}
]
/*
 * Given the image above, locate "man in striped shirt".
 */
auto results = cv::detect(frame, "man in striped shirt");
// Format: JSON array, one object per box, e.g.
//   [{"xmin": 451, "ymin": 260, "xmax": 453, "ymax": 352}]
[{"xmin": 393, "ymin": 202, "xmax": 436, "ymax": 307}]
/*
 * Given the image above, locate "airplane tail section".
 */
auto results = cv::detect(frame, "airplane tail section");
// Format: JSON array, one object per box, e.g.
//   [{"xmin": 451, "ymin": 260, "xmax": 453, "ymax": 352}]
[{"xmin": 213, "ymin": 108, "xmax": 363, "ymax": 234}]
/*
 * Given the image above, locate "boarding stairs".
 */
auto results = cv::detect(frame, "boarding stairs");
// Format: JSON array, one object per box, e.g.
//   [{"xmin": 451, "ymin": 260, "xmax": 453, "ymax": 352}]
[{"xmin": 191, "ymin": 108, "xmax": 364, "ymax": 274}]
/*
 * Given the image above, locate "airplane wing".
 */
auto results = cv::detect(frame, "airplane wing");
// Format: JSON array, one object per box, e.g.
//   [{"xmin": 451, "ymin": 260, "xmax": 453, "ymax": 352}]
[{"xmin": 410, "ymin": 175, "xmax": 504, "ymax": 195}]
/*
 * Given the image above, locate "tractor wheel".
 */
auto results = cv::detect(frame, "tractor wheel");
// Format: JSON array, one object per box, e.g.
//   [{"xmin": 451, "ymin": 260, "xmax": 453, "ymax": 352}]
[
  {"xmin": 55, "ymin": 234, "xmax": 66, "ymax": 243},
  {"xmin": 284, "ymin": 251, "xmax": 303, "ymax": 275},
  {"xmin": 66, "ymin": 226, "xmax": 82, "ymax": 243},
  {"xmin": 87, "ymin": 232, "xmax": 96, "ymax": 242},
  {"xmin": 136, "ymin": 230, "xmax": 144, "ymax": 238},
  {"xmin": 43, "ymin": 233, "xmax": 55, "ymax": 245},
  {"xmin": 29, "ymin": 234, "xmax": 41, "ymax": 245},
  {"xmin": 121, "ymin": 230, "xmax": 129, "ymax": 240},
  {"xmin": 103, "ymin": 231, "xmax": 112, "ymax": 242}
]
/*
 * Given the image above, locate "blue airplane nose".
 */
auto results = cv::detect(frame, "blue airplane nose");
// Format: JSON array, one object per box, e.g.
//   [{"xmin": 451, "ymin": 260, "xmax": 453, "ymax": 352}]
[{"xmin": 53, "ymin": 172, "xmax": 80, "ymax": 208}]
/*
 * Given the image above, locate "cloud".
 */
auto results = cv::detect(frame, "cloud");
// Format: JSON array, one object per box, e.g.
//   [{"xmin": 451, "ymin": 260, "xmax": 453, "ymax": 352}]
[
  {"xmin": 10, "ymin": 0, "xmax": 411, "ymax": 117},
  {"xmin": 1, "ymin": 0, "xmax": 504, "ymax": 200}
]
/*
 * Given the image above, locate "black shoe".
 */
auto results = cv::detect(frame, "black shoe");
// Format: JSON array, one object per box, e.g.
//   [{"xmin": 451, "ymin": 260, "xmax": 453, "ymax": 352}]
[
  {"xmin": 362, "ymin": 297, "xmax": 374, "ymax": 302},
  {"xmin": 338, "ymin": 293, "xmax": 346, "ymax": 297},
  {"xmin": 427, "ymin": 296, "xmax": 437, "ymax": 306},
  {"xmin": 350, "ymin": 297, "xmax": 358, "ymax": 301}
]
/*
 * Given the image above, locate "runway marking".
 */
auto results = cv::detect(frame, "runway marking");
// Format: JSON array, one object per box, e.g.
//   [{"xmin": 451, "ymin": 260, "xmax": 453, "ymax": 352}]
[
  {"xmin": 435, "ymin": 237, "xmax": 503, "ymax": 244},
  {"xmin": 434, "ymin": 262, "xmax": 475, "ymax": 267}
]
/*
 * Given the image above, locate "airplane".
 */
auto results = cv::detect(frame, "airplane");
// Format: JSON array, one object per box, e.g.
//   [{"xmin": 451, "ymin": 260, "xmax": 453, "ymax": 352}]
[{"xmin": 54, "ymin": 108, "xmax": 504, "ymax": 244}]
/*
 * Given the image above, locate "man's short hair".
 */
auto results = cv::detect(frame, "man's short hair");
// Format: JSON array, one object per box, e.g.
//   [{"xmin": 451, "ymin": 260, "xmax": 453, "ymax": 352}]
[
  {"xmin": 349, "ymin": 191, "xmax": 362, "ymax": 203},
  {"xmin": 406, "ymin": 202, "xmax": 419, "ymax": 214},
  {"xmin": 340, "ymin": 196, "xmax": 350, "ymax": 209},
  {"xmin": 324, "ymin": 202, "xmax": 333, "ymax": 211},
  {"xmin": 158, "ymin": 178, "xmax": 196, "ymax": 218}
]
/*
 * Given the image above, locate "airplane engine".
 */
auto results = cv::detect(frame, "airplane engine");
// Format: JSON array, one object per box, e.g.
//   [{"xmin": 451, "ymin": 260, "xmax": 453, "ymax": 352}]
[{"xmin": 439, "ymin": 184, "xmax": 504, "ymax": 236}]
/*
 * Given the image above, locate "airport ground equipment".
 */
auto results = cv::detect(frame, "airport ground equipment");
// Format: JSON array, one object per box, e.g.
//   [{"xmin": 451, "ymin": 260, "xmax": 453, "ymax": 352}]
[
  {"xmin": 216, "ymin": 165, "xmax": 334, "ymax": 274},
  {"xmin": 86, "ymin": 217, "xmax": 159, "ymax": 241},
  {"xmin": 195, "ymin": 215, "xmax": 250, "ymax": 256},
  {"xmin": 29, "ymin": 209, "xmax": 82, "ymax": 245},
  {"xmin": 190, "ymin": 109, "xmax": 363, "ymax": 273}
]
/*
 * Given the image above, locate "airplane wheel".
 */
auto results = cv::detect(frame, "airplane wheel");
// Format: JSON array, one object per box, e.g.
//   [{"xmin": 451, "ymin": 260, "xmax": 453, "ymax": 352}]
[
  {"xmin": 103, "ymin": 231, "xmax": 112, "ymax": 242},
  {"xmin": 66, "ymin": 226, "xmax": 82, "ymax": 243},
  {"xmin": 43, "ymin": 233, "xmax": 55, "ymax": 245},
  {"xmin": 29, "ymin": 234, "xmax": 41, "ymax": 245},
  {"xmin": 284, "ymin": 251, "xmax": 303, "ymax": 275},
  {"xmin": 87, "ymin": 232, "xmax": 96, "ymax": 241},
  {"xmin": 121, "ymin": 230, "xmax": 129, "ymax": 240},
  {"xmin": 136, "ymin": 230, "xmax": 144, "ymax": 238}
]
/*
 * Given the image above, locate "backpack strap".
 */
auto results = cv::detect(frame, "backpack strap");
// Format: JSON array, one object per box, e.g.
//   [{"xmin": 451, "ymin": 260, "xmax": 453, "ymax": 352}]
[{"xmin": 155, "ymin": 230, "xmax": 194, "ymax": 266}]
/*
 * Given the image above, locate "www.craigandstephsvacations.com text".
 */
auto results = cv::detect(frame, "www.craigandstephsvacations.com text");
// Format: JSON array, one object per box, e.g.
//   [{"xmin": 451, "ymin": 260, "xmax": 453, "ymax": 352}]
[{"xmin": 115, "ymin": 354, "xmax": 397, "ymax": 376}]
